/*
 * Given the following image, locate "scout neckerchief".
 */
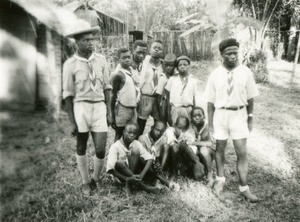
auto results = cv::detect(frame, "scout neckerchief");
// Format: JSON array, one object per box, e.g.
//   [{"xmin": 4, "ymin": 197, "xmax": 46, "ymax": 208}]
[
  {"xmin": 227, "ymin": 71, "xmax": 233, "ymax": 97},
  {"xmin": 74, "ymin": 54, "xmax": 103, "ymax": 96},
  {"xmin": 179, "ymin": 75, "xmax": 189, "ymax": 96},
  {"xmin": 192, "ymin": 123, "xmax": 207, "ymax": 141}
]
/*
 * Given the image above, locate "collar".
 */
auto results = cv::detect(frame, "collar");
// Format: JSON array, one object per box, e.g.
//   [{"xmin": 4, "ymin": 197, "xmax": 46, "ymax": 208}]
[
  {"xmin": 192, "ymin": 122, "xmax": 207, "ymax": 136},
  {"xmin": 74, "ymin": 53, "xmax": 95, "ymax": 62}
]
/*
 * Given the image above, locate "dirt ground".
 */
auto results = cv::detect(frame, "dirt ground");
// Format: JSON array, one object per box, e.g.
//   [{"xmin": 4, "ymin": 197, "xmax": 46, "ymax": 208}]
[{"xmin": 1, "ymin": 60, "xmax": 300, "ymax": 222}]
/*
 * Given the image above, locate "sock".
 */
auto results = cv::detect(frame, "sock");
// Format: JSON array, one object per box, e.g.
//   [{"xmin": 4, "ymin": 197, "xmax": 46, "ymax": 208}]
[
  {"xmin": 75, "ymin": 153, "xmax": 89, "ymax": 184},
  {"xmin": 92, "ymin": 155, "xmax": 104, "ymax": 182},
  {"xmin": 215, "ymin": 176, "xmax": 226, "ymax": 182},
  {"xmin": 239, "ymin": 185, "xmax": 249, "ymax": 192}
]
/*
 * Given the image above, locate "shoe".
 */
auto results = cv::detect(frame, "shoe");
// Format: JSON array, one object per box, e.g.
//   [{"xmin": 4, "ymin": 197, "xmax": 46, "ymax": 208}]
[
  {"xmin": 82, "ymin": 183, "xmax": 91, "ymax": 196},
  {"xmin": 212, "ymin": 179, "xmax": 225, "ymax": 195},
  {"xmin": 89, "ymin": 178, "xmax": 97, "ymax": 191},
  {"xmin": 240, "ymin": 189, "xmax": 260, "ymax": 203}
]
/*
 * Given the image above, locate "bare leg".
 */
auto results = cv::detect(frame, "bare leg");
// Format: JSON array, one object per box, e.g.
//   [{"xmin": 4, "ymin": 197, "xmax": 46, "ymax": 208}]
[
  {"xmin": 200, "ymin": 146, "xmax": 215, "ymax": 187},
  {"xmin": 170, "ymin": 144, "xmax": 180, "ymax": 180},
  {"xmin": 233, "ymin": 138, "xmax": 247, "ymax": 186},
  {"xmin": 215, "ymin": 140, "xmax": 227, "ymax": 177},
  {"xmin": 213, "ymin": 140, "xmax": 227, "ymax": 194},
  {"xmin": 91, "ymin": 132, "xmax": 107, "ymax": 183},
  {"xmin": 160, "ymin": 144, "xmax": 170, "ymax": 171}
]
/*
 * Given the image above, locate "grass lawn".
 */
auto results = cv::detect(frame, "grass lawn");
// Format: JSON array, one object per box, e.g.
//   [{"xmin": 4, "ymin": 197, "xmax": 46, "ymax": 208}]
[{"xmin": 1, "ymin": 60, "xmax": 299, "ymax": 222}]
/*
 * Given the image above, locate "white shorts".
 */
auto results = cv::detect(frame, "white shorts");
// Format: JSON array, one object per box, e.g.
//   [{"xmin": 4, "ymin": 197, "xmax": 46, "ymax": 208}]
[
  {"xmin": 74, "ymin": 101, "xmax": 108, "ymax": 133},
  {"xmin": 213, "ymin": 107, "xmax": 249, "ymax": 140}
]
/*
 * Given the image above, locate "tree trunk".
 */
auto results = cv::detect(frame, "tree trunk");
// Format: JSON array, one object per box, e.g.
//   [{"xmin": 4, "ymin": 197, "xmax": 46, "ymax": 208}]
[
  {"xmin": 290, "ymin": 32, "xmax": 300, "ymax": 89},
  {"xmin": 260, "ymin": 0, "xmax": 281, "ymax": 50}
]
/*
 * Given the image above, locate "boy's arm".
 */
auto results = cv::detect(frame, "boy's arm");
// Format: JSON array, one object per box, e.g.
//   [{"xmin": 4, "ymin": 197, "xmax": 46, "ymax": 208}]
[
  {"xmin": 110, "ymin": 72, "xmax": 125, "ymax": 127},
  {"xmin": 65, "ymin": 97, "xmax": 77, "ymax": 135},
  {"xmin": 207, "ymin": 102, "xmax": 215, "ymax": 141},
  {"xmin": 107, "ymin": 169, "xmax": 131, "ymax": 181},
  {"xmin": 104, "ymin": 89, "xmax": 112, "ymax": 126},
  {"xmin": 191, "ymin": 141, "xmax": 213, "ymax": 147},
  {"xmin": 139, "ymin": 159, "xmax": 154, "ymax": 179},
  {"xmin": 165, "ymin": 90, "xmax": 172, "ymax": 125}
]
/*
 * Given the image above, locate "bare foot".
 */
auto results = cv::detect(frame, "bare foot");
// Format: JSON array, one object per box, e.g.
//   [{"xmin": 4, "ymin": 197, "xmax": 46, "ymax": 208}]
[{"xmin": 139, "ymin": 182, "xmax": 160, "ymax": 194}]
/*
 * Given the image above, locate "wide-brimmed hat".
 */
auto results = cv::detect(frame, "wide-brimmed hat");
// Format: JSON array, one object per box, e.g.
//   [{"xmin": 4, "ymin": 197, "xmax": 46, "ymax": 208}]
[{"xmin": 65, "ymin": 19, "xmax": 100, "ymax": 38}]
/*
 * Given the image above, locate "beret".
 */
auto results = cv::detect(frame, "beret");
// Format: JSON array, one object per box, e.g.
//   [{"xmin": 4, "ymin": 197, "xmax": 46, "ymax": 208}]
[
  {"xmin": 164, "ymin": 53, "xmax": 176, "ymax": 63},
  {"xmin": 176, "ymin": 55, "xmax": 191, "ymax": 66},
  {"xmin": 219, "ymin": 38, "xmax": 239, "ymax": 52}
]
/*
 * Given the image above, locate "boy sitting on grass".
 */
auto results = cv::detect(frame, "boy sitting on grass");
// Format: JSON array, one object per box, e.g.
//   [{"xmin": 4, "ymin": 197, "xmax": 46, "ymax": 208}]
[
  {"xmin": 138, "ymin": 120, "xmax": 170, "ymax": 188},
  {"xmin": 187, "ymin": 107, "xmax": 215, "ymax": 187},
  {"xmin": 106, "ymin": 122, "xmax": 160, "ymax": 196},
  {"xmin": 166, "ymin": 116, "xmax": 205, "ymax": 181}
]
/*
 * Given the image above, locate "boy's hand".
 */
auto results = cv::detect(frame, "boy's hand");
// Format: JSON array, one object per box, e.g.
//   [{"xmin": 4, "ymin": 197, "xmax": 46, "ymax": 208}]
[
  {"xmin": 126, "ymin": 175, "xmax": 142, "ymax": 184},
  {"xmin": 248, "ymin": 117, "xmax": 253, "ymax": 132},
  {"xmin": 71, "ymin": 122, "xmax": 78, "ymax": 136},
  {"xmin": 107, "ymin": 113, "xmax": 113, "ymax": 126}
]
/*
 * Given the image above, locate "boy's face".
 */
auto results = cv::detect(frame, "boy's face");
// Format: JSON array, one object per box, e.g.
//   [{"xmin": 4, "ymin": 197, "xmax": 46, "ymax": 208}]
[
  {"xmin": 222, "ymin": 46, "xmax": 239, "ymax": 68},
  {"xmin": 77, "ymin": 33, "xmax": 94, "ymax": 54},
  {"xmin": 177, "ymin": 60, "xmax": 190, "ymax": 74},
  {"xmin": 192, "ymin": 109, "xmax": 205, "ymax": 126},
  {"xmin": 119, "ymin": 51, "xmax": 132, "ymax": 69},
  {"xmin": 133, "ymin": 46, "xmax": 147, "ymax": 63},
  {"xmin": 123, "ymin": 125, "xmax": 138, "ymax": 144},
  {"xmin": 150, "ymin": 42, "xmax": 163, "ymax": 59},
  {"xmin": 150, "ymin": 122, "xmax": 166, "ymax": 141},
  {"xmin": 174, "ymin": 119, "xmax": 188, "ymax": 137},
  {"xmin": 163, "ymin": 61, "xmax": 175, "ymax": 75}
]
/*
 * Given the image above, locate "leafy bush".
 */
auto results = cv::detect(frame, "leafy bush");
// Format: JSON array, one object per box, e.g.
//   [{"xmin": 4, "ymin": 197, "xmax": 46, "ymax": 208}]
[{"xmin": 245, "ymin": 50, "xmax": 269, "ymax": 83}]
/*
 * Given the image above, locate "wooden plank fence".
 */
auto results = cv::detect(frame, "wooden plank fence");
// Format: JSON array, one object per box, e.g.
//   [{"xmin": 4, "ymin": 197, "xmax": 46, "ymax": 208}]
[{"xmin": 152, "ymin": 30, "xmax": 214, "ymax": 60}]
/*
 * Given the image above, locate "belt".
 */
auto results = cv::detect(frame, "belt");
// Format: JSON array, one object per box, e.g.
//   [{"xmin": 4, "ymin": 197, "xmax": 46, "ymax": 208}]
[
  {"xmin": 141, "ymin": 93, "xmax": 156, "ymax": 98},
  {"xmin": 78, "ymin": 100, "xmax": 103, "ymax": 104},
  {"xmin": 171, "ymin": 104, "xmax": 193, "ymax": 108},
  {"xmin": 220, "ymin": 106, "xmax": 245, "ymax": 111}
]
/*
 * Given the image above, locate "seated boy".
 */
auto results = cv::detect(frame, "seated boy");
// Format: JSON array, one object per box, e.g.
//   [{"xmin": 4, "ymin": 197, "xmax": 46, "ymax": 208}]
[
  {"xmin": 138, "ymin": 120, "xmax": 170, "ymax": 187},
  {"xmin": 187, "ymin": 107, "xmax": 215, "ymax": 187},
  {"xmin": 166, "ymin": 116, "xmax": 205, "ymax": 181},
  {"xmin": 106, "ymin": 122, "xmax": 159, "ymax": 195}
]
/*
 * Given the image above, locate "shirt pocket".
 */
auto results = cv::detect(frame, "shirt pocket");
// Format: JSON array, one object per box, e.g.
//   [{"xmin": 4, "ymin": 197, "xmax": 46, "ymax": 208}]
[
  {"xmin": 237, "ymin": 79, "xmax": 247, "ymax": 98},
  {"xmin": 215, "ymin": 80, "xmax": 227, "ymax": 98},
  {"xmin": 74, "ymin": 70, "xmax": 87, "ymax": 92}
]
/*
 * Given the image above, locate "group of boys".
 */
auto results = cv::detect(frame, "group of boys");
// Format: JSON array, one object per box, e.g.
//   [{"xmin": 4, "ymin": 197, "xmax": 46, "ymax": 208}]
[{"xmin": 62, "ymin": 24, "xmax": 259, "ymax": 202}]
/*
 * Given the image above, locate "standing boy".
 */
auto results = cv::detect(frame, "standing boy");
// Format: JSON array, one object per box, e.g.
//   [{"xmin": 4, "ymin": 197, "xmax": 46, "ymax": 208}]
[
  {"xmin": 205, "ymin": 38, "xmax": 259, "ymax": 202},
  {"xmin": 165, "ymin": 56, "xmax": 198, "ymax": 125},
  {"xmin": 160, "ymin": 53, "xmax": 177, "ymax": 124},
  {"xmin": 111, "ymin": 47, "xmax": 138, "ymax": 140},
  {"xmin": 63, "ymin": 25, "xmax": 112, "ymax": 195},
  {"xmin": 137, "ymin": 40, "xmax": 167, "ymax": 134},
  {"xmin": 132, "ymin": 40, "xmax": 148, "ymax": 72}
]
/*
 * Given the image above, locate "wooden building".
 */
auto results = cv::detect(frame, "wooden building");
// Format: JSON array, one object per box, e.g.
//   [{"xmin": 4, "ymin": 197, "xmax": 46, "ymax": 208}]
[{"xmin": 0, "ymin": 0, "xmax": 75, "ymax": 112}]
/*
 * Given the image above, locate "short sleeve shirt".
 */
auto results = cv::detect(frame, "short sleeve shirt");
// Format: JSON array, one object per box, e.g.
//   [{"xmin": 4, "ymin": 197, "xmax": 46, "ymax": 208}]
[
  {"xmin": 186, "ymin": 124, "xmax": 210, "ymax": 142},
  {"xmin": 106, "ymin": 139, "xmax": 154, "ymax": 172},
  {"xmin": 139, "ymin": 55, "xmax": 166, "ymax": 95},
  {"xmin": 138, "ymin": 133, "xmax": 167, "ymax": 158},
  {"xmin": 204, "ymin": 64, "xmax": 259, "ymax": 108},
  {"xmin": 62, "ymin": 53, "xmax": 112, "ymax": 102},
  {"xmin": 165, "ymin": 75, "xmax": 197, "ymax": 107}
]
